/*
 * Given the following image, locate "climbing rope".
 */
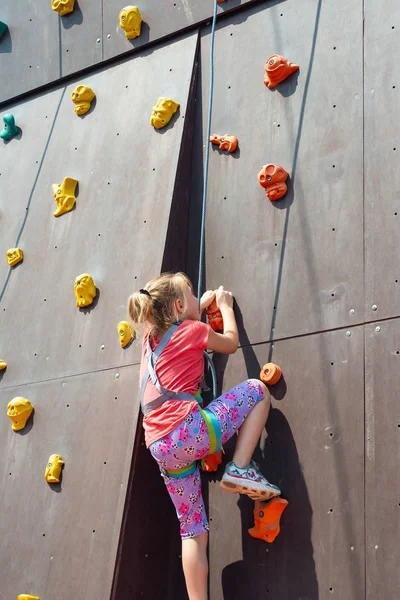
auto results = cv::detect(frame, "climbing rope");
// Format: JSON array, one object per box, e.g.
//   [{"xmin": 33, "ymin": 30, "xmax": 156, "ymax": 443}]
[{"xmin": 198, "ymin": 0, "xmax": 219, "ymax": 400}]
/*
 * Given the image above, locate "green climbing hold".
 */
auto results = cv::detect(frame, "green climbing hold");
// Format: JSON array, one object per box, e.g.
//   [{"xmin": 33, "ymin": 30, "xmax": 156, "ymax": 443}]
[
  {"xmin": 0, "ymin": 114, "xmax": 19, "ymax": 140},
  {"xmin": 0, "ymin": 21, "xmax": 8, "ymax": 39}
]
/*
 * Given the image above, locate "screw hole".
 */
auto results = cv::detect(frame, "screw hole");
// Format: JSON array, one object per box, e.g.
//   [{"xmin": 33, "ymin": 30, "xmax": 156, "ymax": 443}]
[
  {"xmin": 277, "ymin": 123, "xmax": 280, "ymax": 127},
  {"xmin": 274, "ymin": 243, "xmax": 278, "ymax": 246},
  {"xmin": 396, "ymin": 350, "xmax": 399, "ymax": 354},
  {"xmin": 331, "ymin": 362, "xmax": 334, "ymax": 366},
  {"xmin": 333, "ymin": 104, "xmax": 336, "ymax": 108},
  {"xmin": 104, "ymin": 461, "xmax": 107, "ymax": 465},
  {"xmin": 394, "ymin": 148, "xmax": 397, "ymax": 151},
  {"xmin": 329, "ymin": 432, "xmax": 334, "ymax": 437},
  {"xmin": 333, "ymin": 46, "xmax": 336, "ymax": 50},
  {"xmin": 332, "ymin": 164, "xmax": 336, "ymax": 168},
  {"xmin": 393, "ymin": 86, "xmax": 396, "ymax": 89},
  {"xmin": 331, "ymin": 293, "xmax": 335, "ymax": 297},
  {"xmin": 55, "ymin": 246, "xmax": 57, "ymax": 249},
  {"xmin": 115, "ymin": 396, "xmax": 118, "ymax": 400},
  {"xmin": 79, "ymin": 344, "xmax": 82, "ymax": 348},
  {"xmin": 332, "ymin": 228, "xmax": 336, "ymax": 231},
  {"xmin": 67, "ymin": 404, "xmax": 70, "ymax": 407},
  {"xmin": 221, "ymin": 256, "xmax": 224, "ymax": 259},
  {"xmin": 93, "ymin": 530, "xmax": 96, "ymax": 533},
  {"xmin": 228, "ymin": 85, "xmax": 231, "ymax": 89},
  {"xmin": 329, "ymin": 508, "xmax": 333, "ymax": 513}
]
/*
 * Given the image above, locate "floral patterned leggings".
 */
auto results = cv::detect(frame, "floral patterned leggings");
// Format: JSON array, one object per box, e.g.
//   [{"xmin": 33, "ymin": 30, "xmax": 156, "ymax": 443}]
[{"xmin": 149, "ymin": 379, "xmax": 264, "ymax": 539}]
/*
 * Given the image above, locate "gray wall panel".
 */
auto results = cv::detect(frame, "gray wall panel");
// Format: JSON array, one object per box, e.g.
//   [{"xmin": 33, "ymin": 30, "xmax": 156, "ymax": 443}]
[
  {"xmin": 365, "ymin": 319, "xmax": 400, "ymax": 600},
  {"xmin": 207, "ymin": 326, "xmax": 365, "ymax": 599},
  {"xmin": 0, "ymin": 0, "xmax": 60, "ymax": 102},
  {"xmin": 103, "ymin": 0, "xmax": 261, "ymax": 60},
  {"xmin": 1, "ymin": 0, "xmax": 271, "ymax": 103},
  {"xmin": 0, "ymin": 32, "xmax": 197, "ymax": 387},
  {"xmin": 364, "ymin": 2, "xmax": 400, "ymax": 321},
  {"xmin": 0, "ymin": 364, "xmax": 139, "ymax": 599},
  {"xmin": 194, "ymin": 0, "xmax": 363, "ymax": 344},
  {"xmin": 0, "ymin": 89, "xmax": 64, "ymax": 287},
  {"xmin": 59, "ymin": 0, "xmax": 102, "ymax": 78}
]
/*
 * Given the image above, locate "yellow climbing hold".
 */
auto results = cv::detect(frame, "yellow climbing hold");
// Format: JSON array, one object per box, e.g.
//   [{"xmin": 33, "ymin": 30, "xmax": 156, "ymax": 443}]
[
  {"xmin": 52, "ymin": 177, "xmax": 78, "ymax": 217},
  {"xmin": 45, "ymin": 454, "xmax": 65, "ymax": 483},
  {"xmin": 18, "ymin": 595, "xmax": 40, "ymax": 600},
  {"xmin": 7, "ymin": 397, "xmax": 33, "ymax": 431},
  {"xmin": 117, "ymin": 321, "xmax": 135, "ymax": 348},
  {"xmin": 6, "ymin": 248, "xmax": 23, "ymax": 266},
  {"xmin": 0, "ymin": 360, "xmax": 7, "ymax": 371},
  {"xmin": 150, "ymin": 98, "xmax": 180, "ymax": 129},
  {"xmin": 119, "ymin": 6, "xmax": 142, "ymax": 39},
  {"xmin": 74, "ymin": 273, "xmax": 97, "ymax": 308},
  {"xmin": 71, "ymin": 85, "xmax": 95, "ymax": 116},
  {"xmin": 51, "ymin": 0, "xmax": 75, "ymax": 16}
]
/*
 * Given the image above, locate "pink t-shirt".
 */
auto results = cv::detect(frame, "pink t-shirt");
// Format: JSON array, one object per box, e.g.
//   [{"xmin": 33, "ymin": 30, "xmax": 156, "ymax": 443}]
[{"xmin": 140, "ymin": 320, "xmax": 210, "ymax": 447}]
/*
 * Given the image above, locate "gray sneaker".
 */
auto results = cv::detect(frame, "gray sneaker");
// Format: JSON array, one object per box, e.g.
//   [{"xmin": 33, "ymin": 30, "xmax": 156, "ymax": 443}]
[{"xmin": 220, "ymin": 460, "xmax": 281, "ymax": 501}]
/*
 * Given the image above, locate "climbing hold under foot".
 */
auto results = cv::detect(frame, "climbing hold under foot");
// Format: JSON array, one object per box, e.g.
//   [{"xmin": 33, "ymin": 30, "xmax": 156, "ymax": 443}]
[
  {"xmin": 45, "ymin": 454, "xmax": 65, "ymax": 483},
  {"xmin": 71, "ymin": 85, "xmax": 95, "ymax": 116},
  {"xmin": 117, "ymin": 321, "xmax": 135, "ymax": 348},
  {"xmin": 249, "ymin": 497, "xmax": 288, "ymax": 543},
  {"xmin": 6, "ymin": 248, "xmax": 23, "ymax": 266},
  {"xmin": 52, "ymin": 0, "xmax": 75, "ymax": 16},
  {"xmin": 264, "ymin": 54, "xmax": 299, "ymax": 89},
  {"xmin": 0, "ymin": 114, "xmax": 19, "ymax": 140},
  {"xmin": 119, "ymin": 6, "xmax": 142, "ymax": 39},
  {"xmin": 7, "ymin": 397, "xmax": 34, "ymax": 431},
  {"xmin": 201, "ymin": 451, "xmax": 223, "ymax": 472},
  {"xmin": 18, "ymin": 595, "xmax": 40, "ymax": 600},
  {"xmin": 210, "ymin": 133, "xmax": 238, "ymax": 153},
  {"xmin": 52, "ymin": 177, "xmax": 78, "ymax": 216},
  {"xmin": 258, "ymin": 164, "xmax": 289, "ymax": 201},
  {"xmin": 150, "ymin": 98, "xmax": 180, "ymax": 129},
  {"xmin": 0, "ymin": 360, "xmax": 7, "ymax": 371},
  {"xmin": 0, "ymin": 21, "xmax": 8, "ymax": 39},
  {"xmin": 207, "ymin": 299, "xmax": 224, "ymax": 331},
  {"xmin": 74, "ymin": 273, "xmax": 97, "ymax": 308},
  {"xmin": 260, "ymin": 362, "xmax": 282, "ymax": 385}
]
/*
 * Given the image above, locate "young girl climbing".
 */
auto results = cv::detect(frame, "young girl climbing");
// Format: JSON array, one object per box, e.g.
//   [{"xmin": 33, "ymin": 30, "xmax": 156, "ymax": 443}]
[{"xmin": 127, "ymin": 272, "xmax": 280, "ymax": 600}]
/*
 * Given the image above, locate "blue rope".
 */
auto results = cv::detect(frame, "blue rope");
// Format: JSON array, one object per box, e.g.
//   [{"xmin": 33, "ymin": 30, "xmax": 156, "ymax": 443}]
[
  {"xmin": 199, "ymin": 0, "xmax": 218, "ymax": 400},
  {"xmin": 197, "ymin": 0, "xmax": 218, "ymax": 305}
]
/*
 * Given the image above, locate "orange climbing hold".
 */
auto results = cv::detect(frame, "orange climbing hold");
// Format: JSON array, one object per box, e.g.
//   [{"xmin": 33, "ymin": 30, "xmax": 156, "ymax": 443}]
[
  {"xmin": 258, "ymin": 163, "xmax": 288, "ymax": 201},
  {"xmin": 207, "ymin": 299, "xmax": 224, "ymax": 331},
  {"xmin": 201, "ymin": 451, "xmax": 223, "ymax": 472},
  {"xmin": 210, "ymin": 133, "xmax": 238, "ymax": 153},
  {"xmin": 260, "ymin": 362, "xmax": 282, "ymax": 385},
  {"xmin": 264, "ymin": 54, "xmax": 299, "ymax": 89},
  {"xmin": 249, "ymin": 497, "xmax": 288, "ymax": 543}
]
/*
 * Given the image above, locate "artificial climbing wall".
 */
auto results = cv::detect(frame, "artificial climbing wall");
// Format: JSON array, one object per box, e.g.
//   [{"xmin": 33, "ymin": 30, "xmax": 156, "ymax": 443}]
[
  {"xmin": 0, "ymin": 31, "xmax": 198, "ymax": 598},
  {"xmin": 1, "ymin": 0, "xmax": 400, "ymax": 600}
]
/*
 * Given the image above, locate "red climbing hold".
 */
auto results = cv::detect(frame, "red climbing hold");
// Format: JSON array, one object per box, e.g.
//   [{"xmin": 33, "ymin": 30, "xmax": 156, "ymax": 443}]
[
  {"xmin": 249, "ymin": 497, "xmax": 288, "ymax": 543},
  {"xmin": 264, "ymin": 54, "xmax": 299, "ymax": 89},
  {"xmin": 207, "ymin": 299, "xmax": 224, "ymax": 331},
  {"xmin": 201, "ymin": 451, "xmax": 223, "ymax": 472},
  {"xmin": 260, "ymin": 362, "xmax": 282, "ymax": 385},
  {"xmin": 258, "ymin": 164, "xmax": 288, "ymax": 201},
  {"xmin": 210, "ymin": 133, "xmax": 238, "ymax": 153}
]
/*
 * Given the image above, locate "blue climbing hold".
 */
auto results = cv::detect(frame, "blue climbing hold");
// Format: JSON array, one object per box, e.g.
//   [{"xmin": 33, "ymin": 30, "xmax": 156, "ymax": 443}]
[
  {"xmin": 0, "ymin": 21, "xmax": 7, "ymax": 39},
  {"xmin": 0, "ymin": 114, "xmax": 19, "ymax": 140}
]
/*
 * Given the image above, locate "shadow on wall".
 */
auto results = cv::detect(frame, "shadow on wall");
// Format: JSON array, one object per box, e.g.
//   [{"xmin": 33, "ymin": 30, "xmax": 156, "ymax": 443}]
[
  {"xmin": 61, "ymin": 0, "xmax": 84, "ymax": 28},
  {"xmin": 211, "ymin": 306, "xmax": 318, "ymax": 599},
  {"xmin": 221, "ymin": 408, "xmax": 318, "ymax": 600}
]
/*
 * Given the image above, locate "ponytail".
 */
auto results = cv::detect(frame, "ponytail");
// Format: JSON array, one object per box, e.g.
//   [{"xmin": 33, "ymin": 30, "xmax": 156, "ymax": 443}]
[{"xmin": 127, "ymin": 271, "xmax": 193, "ymax": 338}]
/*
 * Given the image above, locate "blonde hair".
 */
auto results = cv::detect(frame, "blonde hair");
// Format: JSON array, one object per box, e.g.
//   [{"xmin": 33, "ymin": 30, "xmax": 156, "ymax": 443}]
[{"xmin": 127, "ymin": 271, "xmax": 194, "ymax": 338}]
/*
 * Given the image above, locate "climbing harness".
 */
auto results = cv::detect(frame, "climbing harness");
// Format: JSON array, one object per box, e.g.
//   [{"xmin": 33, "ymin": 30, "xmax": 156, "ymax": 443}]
[{"xmin": 140, "ymin": 322, "xmax": 222, "ymax": 479}]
